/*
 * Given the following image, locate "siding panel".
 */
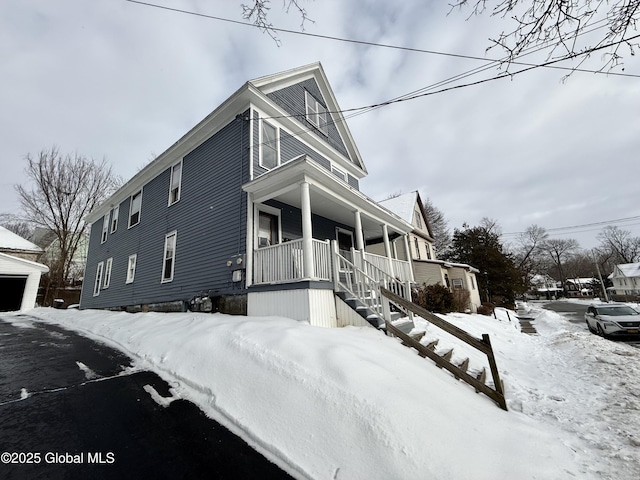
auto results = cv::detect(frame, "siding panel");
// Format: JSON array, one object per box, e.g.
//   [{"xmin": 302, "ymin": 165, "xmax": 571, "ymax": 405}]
[
  {"xmin": 267, "ymin": 78, "xmax": 349, "ymax": 158},
  {"xmin": 81, "ymin": 116, "xmax": 250, "ymax": 309}
]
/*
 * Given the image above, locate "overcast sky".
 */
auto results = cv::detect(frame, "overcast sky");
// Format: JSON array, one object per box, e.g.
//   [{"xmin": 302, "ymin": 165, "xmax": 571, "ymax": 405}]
[{"xmin": 2, "ymin": 0, "xmax": 639, "ymax": 250}]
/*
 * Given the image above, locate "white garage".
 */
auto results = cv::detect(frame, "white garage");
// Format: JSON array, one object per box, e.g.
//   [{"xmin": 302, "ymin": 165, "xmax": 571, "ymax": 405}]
[
  {"xmin": 0, "ymin": 253, "xmax": 48, "ymax": 311},
  {"xmin": 0, "ymin": 226, "xmax": 48, "ymax": 312}
]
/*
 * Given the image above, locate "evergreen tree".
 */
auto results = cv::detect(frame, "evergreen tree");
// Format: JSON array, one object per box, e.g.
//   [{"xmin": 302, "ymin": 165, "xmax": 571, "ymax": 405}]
[{"xmin": 447, "ymin": 219, "xmax": 524, "ymax": 306}]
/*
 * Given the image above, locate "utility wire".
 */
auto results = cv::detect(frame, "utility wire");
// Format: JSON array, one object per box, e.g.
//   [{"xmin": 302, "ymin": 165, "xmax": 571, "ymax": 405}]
[
  {"xmin": 125, "ymin": 0, "xmax": 640, "ymax": 79},
  {"xmin": 502, "ymin": 216, "xmax": 640, "ymax": 237}
]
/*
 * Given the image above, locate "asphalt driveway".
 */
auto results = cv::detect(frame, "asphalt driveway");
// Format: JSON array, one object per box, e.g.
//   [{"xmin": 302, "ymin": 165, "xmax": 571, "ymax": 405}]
[{"xmin": 0, "ymin": 314, "xmax": 292, "ymax": 480}]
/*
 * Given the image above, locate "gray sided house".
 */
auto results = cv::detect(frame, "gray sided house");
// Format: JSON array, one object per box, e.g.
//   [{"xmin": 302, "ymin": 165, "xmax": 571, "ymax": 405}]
[{"xmin": 81, "ymin": 63, "xmax": 416, "ymax": 328}]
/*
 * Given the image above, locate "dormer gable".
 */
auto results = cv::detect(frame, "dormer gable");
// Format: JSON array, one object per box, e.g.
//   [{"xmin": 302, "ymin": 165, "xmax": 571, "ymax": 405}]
[
  {"xmin": 250, "ymin": 63, "xmax": 366, "ymax": 177},
  {"xmin": 379, "ymin": 191, "xmax": 434, "ymax": 240}
]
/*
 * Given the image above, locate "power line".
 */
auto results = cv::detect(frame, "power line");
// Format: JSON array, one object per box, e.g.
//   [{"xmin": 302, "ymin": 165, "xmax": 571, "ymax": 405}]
[
  {"xmin": 124, "ymin": 0, "xmax": 640, "ymax": 79},
  {"xmin": 502, "ymin": 216, "xmax": 640, "ymax": 237}
]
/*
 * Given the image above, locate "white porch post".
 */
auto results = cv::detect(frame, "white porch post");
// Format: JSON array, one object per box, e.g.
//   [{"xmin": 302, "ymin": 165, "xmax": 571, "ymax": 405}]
[
  {"xmin": 245, "ymin": 192, "xmax": 254, "ymax": 287},
  {"xmin": 382, "ymin": 224, "xmax": 395, "ymax": 277},
  {"xmin": 301, "ymin": 181, "xmax": 314, "ymax": 279},
  {"xmin": 403, "ymin": 234, "xmax": 411, "ymax": 262},
  {"xmin": 354, "ymin": 210, "xmax": 365, "ymax": 252}
]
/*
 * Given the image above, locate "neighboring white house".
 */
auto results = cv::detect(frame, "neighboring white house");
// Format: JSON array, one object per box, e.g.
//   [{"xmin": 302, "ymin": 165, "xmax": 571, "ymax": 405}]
[
  {"xmin": 0, "ymin": 226, "xmax": 49, "ymax": 311},
  {"xmin": 372, "ymin": 191, "xmax": 482, "ymax": 313},
  {"xmin": 608, "ymin": 262, "xmax": 640, "ymax": 299},
  {"xmin": 528, "ymin": 274, "xmax": 562, "ymax": 299}
]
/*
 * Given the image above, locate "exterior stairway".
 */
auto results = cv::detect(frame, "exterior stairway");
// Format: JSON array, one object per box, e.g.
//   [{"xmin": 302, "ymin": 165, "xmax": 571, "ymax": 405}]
[{"xmin": 333, "ymin": 248, "xmax": 415, "ymax": 334}]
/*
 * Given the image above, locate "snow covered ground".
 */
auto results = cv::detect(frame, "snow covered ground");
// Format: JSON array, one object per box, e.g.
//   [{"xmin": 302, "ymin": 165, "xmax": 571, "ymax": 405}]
[{"xmin": 12, "ymin": 302, "xmax": 640, "ymax": 480}]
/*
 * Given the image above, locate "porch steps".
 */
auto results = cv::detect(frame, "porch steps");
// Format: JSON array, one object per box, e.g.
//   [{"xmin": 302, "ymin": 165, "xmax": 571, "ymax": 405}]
[{"xmin": 335, "ymin": 291, "xmax": 404, "ymax": 330}]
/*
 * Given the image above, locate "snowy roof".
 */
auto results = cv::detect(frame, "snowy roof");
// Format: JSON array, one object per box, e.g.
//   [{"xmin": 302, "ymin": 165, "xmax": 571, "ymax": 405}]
[
  {"xmin": 0, "ymin": 226, "xmax": 42, "ymax": 253},
  {"xmin": 566, "ymin": 278, "xmax": 596, "ymax": 285},
  {"xmin": 378, "ymin": 191, "xmax": 417, "ymax": 224},
  {"xmin": 616, "ymin": 262, "xmax": 640, "ymax": 278},
  {"xmin": 0, "ymin": 252, "xmax": 49, "ymax": 272}
]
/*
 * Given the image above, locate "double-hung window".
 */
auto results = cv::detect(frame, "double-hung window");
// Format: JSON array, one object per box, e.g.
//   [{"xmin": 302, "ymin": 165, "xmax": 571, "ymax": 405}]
[
  {"xmin": 169, "ymin": 161, "xmax": 182, "ymax": 205},
  {"xmin": 126, "ymin": 254, "xmax": 137, "ymax": 284},
  {"xmin": 260, "ymin": 121, "xmax": 279, "ymax": 169},
  {"xmin": 414, "ymin": 237, "xmax": 421, "ymax": 259},
  {"xmin": 101, "ymin": 214, "xmax": 109, "ymax": 243},
  {"xmin": 104, "ymin": 258, "xmax": 113, "ymax": 289},
  {"xmin": 305, "ymin": 91, "xmax": 328, "ymax": 135},
  {"xmin": 110, "ymin": 205, "xmax": 119, "ymax": 233},
  {"xmin": 129, "ymin": 190, "xmax": 142, "ymax": 227},
  {"xmin": 415, "ymin": 211, "xmax": 422, "ymax": 229},
  {"xmin": 94, "ymin": 262, "xmax": 104, "ymax": 296},
  {"xmin": 162, "ymin": 232, "xmax": 177, "ymax": 283}
]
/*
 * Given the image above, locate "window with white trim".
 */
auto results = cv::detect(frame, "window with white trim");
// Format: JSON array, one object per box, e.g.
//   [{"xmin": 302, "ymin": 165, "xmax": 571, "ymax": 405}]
[
  {"xmin": 425, "ymin": 243, "xmax": 432, "ymax": 260},
  {"xmin": 129, "ymin": 190, "xmax": 142, "ymax": 227},
  {"xmin": 260, "ymin": 121, "xmax": 279, "ymax": 169},
  {"xmin": 168, "ymin": 161, "xmax": 182, "ymax": 205},
  {"xmin": 94, "ymin": 262, "xmax": 104, "ymax": 296},
  {"xmin": 101, "ymin": 214, "xmax": 109, "ymax": 243},
  {"xmin": 452, "ymin": 278, "xmax": 464, "ymax": 290},
  {"xmin": 104, "ymin": 258, "xmax": 113, "ymax": 289},
  {"xmin": 126, "ymin": 254, "xmax": 137, "ymax": 284},
  {"xmin": 414, "ymin": 237, "xmax": 421, "ymax": 259},
  {"xmin": 331, "ymin": 166, "xmax": 346, "ymax": 182},
  {"xmin": 162, "ymin": 231, "xmax": 177, "ymax": 283},
  {"xmin": 415, "ymin": 211, "xmax": 422, "ymax": 229},
  {"xmin": 110, "ymin": 205, "xmax": 119, "ymax": 233},
  {"xmin": 305, "ymin": 91, "xmax": 328, "ymax": 134}
]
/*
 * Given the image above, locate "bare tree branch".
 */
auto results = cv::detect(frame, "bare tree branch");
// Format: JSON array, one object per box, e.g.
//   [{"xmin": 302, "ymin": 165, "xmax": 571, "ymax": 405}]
[
  {"xmin": 452, "ymin": 0, "xmax": 640, "ymax": 71},
  {"xmin": 241, "ymin": 0, "xmax": 314, "ymax": 44},
  {"xmin": 15, "ymin": 147, "xmax": 121, "ymax": 304}
]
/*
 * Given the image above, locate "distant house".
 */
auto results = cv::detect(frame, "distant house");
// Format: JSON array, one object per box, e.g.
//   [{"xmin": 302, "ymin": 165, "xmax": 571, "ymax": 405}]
[
  {"xmin": 0, "ymin": 226, "xmax": 48, "ymax": 311},
  {"xmin": 373, "ymin": 192, "xmax": 482, "ymax": 312},
  {"xmin": 608, "ymin": 262, "xmax": 640, "ymax": 301},
  {"xmin": 80, "ymin": 63, "xmax": 416, "ymax": 328},
  {"xmin": 528, "ymin": 274, "xmax": 562, "ymax": 300},
  {"xmin": 565, "ymin": 278, "xmax": 596, "ymax": 297},
  {"xmin": 32, "ymin": 227, "xmax": 89, "ymax": 286}
]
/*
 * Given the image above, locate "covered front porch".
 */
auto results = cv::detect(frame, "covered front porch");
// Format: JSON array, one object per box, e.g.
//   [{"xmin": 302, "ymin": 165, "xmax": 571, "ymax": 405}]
[{"xmin": 242, "ymin": 156, "xmax": 414, "ymax": 326}]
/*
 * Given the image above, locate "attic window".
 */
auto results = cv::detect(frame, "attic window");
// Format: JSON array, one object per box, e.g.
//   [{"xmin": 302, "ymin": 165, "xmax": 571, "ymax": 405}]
[
  {"xmin": 305, "ymin": 91, "xmax": 328, "ymax": 135},
  {"xmin": 415, "ymin": 210, "xmax": 422, "ymax": 229},
  {"xmin": 260, "ymin": 120, "xmax": 279, "ymax": 169}
]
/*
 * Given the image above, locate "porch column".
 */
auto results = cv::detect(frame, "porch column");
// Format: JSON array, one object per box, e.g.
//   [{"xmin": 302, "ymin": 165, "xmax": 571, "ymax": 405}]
[
  {"xmin": 403, "ymin": 234, "xmax": 411, "ymax": 262},
  {"xmin": 301, "ymin": 181, "xmax": 314, "ymax": 279},
  {"xmin": 382, "ymin": 224, "xmax": 395, "ymax": 277},
  {"xmin": 245, "ymin": 192, "xmax": 254, "ymax": 287},
  {"xmin": 354, "ymin": 210, "xmax": 365, "ymax": 251}
]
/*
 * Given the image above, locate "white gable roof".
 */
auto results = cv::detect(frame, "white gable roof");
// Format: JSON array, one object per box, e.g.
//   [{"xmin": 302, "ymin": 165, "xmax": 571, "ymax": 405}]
[
  {"xmin": 616, "ymin": 262, "xmax": 640, "ymax": 278},
  {"xmin": 378, "ymin": 192, "xmax": 417, "ymax": 224},
  {"xmin": 0, "ymin": 226, "xmax": 42, "ymax": 253}
]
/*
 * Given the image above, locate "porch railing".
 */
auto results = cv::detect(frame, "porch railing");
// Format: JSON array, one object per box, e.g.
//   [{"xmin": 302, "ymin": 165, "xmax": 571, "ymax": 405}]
[
  {"xmin": 358, "ymin": 251, "xmax": 414, "ymax": 283},
  {"xmin": 253, "ymin": 239, "xmax": 331, "ymax": 285}
]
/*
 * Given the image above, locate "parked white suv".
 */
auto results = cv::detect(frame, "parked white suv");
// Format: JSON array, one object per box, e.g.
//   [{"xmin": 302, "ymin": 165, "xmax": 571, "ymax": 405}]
[{"xmin": 585, "ymin": 303, "xmax": 640, "ymax": 337}]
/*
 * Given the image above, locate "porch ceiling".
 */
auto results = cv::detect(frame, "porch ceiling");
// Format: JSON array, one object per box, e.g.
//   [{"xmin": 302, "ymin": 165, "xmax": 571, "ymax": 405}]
[{"xmin": 242, "ymin": 156, "xmax": 411, "ymax": 240}]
